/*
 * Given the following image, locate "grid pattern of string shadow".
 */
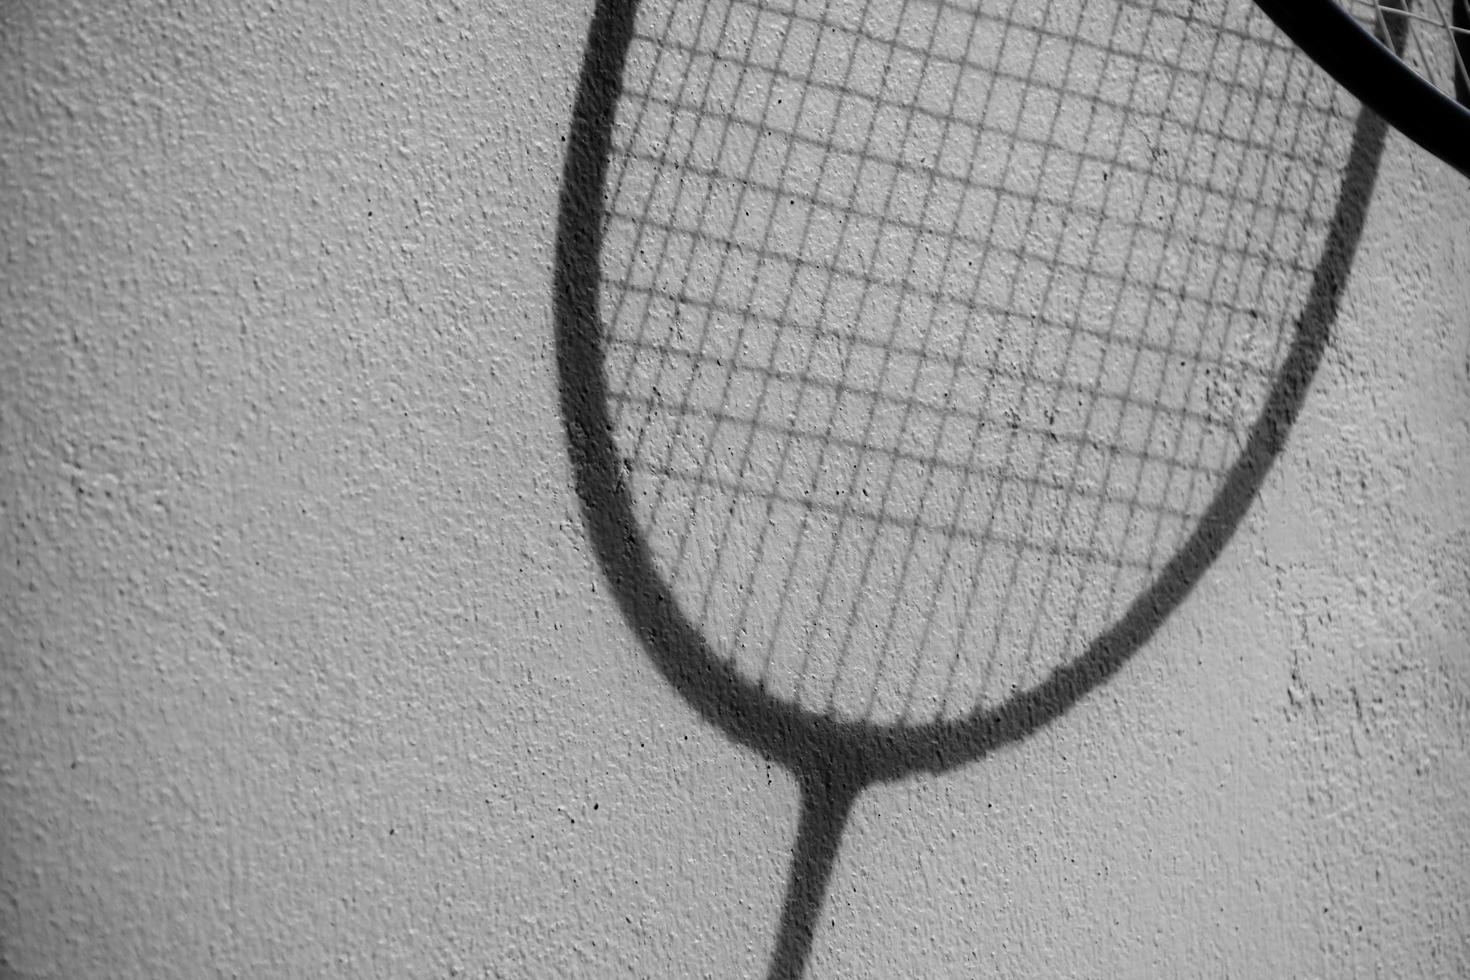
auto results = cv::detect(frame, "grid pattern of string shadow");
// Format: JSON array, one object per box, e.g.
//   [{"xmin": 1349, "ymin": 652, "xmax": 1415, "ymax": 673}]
[
  {"xmin": 1346, "ymin": 0, "xmax": 1470, "ymax": 103},
  {"xmin": 598, "ymin": 0, "xmax": 1358, "ymax": 726}
]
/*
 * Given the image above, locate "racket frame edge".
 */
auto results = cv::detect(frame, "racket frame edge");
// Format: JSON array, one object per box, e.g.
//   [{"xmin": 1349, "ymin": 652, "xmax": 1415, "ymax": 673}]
[{"xmin": 1252, "ymin": 0, "xmax": 1470, "ymax": 178}]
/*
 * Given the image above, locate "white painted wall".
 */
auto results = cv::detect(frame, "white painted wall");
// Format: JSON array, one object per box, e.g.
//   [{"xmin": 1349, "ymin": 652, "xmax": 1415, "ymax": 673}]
[{"xmin": 2, "ymin": 1, "xmax": 1467, "ymax": 977}]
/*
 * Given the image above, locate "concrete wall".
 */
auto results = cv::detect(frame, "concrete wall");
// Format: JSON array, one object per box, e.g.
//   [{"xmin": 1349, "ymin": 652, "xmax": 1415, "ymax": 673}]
[{"xmin": 2, "ymin": 1, "xmax": 1467, "ymax": 977}]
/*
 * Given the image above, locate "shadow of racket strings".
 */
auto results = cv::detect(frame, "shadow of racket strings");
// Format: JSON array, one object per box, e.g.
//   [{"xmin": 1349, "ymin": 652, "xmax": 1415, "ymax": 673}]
[{"xmin": 554, "ymin": 0, "xmax": 1398, "ymax": 975}]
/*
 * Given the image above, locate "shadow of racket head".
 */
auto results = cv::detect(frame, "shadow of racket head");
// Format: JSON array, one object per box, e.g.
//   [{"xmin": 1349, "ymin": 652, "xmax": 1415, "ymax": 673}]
[{"xmin": 553, "ymin": 0, "xmax": 1393, "ymax": 975}]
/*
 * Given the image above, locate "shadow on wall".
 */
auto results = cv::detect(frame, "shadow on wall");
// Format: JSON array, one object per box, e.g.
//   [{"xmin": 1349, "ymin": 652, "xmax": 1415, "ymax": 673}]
[{"xmin": 552, "ymin": 0, "xmax": 1395, "ymax": 976}]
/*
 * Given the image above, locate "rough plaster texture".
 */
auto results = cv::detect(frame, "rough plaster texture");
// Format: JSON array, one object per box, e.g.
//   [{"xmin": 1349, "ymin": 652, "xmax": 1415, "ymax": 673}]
[{"xmin": 1, "ymin": 1, "xmax": 1467, "ymax": 978}]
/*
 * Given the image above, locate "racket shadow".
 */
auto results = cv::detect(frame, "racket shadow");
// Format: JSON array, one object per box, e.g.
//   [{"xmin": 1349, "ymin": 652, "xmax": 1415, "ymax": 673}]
[{"xmin": 551, "ymin": 0, "xmax": 1396, "ymax": 975}]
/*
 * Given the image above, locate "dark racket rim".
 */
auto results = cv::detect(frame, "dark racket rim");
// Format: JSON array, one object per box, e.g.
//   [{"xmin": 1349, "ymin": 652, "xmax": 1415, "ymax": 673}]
[
  {"xmin": 553, "ymin": 0, "xmax": 1390, "ymax": 781},
  {"xmin": 1252, "ymin": 0, "xmax": 1470, "ymax": 178}
]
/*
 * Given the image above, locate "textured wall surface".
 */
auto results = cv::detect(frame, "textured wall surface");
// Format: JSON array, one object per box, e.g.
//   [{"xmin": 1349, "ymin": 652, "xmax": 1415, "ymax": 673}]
[{"xmin": 2, "ymin": 1, "xmax": 1468, "ymax": 978}]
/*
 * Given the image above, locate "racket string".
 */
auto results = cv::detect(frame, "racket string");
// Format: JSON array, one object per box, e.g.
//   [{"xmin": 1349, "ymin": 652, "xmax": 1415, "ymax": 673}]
[
  {"xmin": 609, "ymin": 322, "xmax": 1246, "ymax": 436},
  {"xmin": 608, "ymin": 203, "xmax": 1324, "ymax": 331},
  {"xmin": 609, "ymin": 0, "xmax": 778, "ymax": 454},
  {"xmin": 763, "ymin": 0, "xmax": 1090, "ymax": 714},
  {"xmin": 639, "ymin": 0, "xmax": 909, "ymax": 674},
  {"xmin": 1126, "ymin": 31, "xmax": 1347, "ymax": 599},
  {"xmin": 599, "ymin": 0, "xmax": 721, "ymax": 332},
  {"xmin": 1017, "ymin": 17, "xmax": 1356, "ymax": 705},
  {"xmin": 602, "ymin": 0, "xmax": 1359, "ymax": 724},
  {"xmin": 852, "ymin": 0, "xmax": 1118, "ymax": 721},
  {"xmin": 734, "ymin": 0, "xmax": 952, "ymax": 697},
  {"xmin": 1049, "ymin": 4, "xmax": 1331, "ymax": 675},
  {"xmin": 612, "ymin": 0, "xmax": 839, "ymax": 629},
  {"xmin": 626, "ymin": 0, "xmax": 1187, "ymax": 714},
  {"xmin": 1007, "ymin": 3, "xmax": 1275, "ymax": 691},
  {"xmin": 614, "ymin": 393, "xmax": 1213, "ymax": 522},
  {"xmin": 1350, "ymin": 0, "xmax": 1470, "ymax": 99},
  {"xmin": 800, "ymin": 0, "xmax": 1042, "ymax": 716},
  {"xmin": 678, "ymin": 0, "xmax": 992, "ymax": 698},
  {"xmin": 932, "ymin": 0, "xmax": 1218, "ymax": 715},
  {"xmin": 628, "ymin": 14, "xmax": 1331, "ymax": 175}
]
